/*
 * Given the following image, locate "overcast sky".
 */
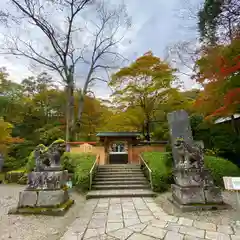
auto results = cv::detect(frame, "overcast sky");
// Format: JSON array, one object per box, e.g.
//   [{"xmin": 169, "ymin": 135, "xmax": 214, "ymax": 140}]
[{"xmin": 0, "ymin": 0, "xmax": 203, "ymax": 99}]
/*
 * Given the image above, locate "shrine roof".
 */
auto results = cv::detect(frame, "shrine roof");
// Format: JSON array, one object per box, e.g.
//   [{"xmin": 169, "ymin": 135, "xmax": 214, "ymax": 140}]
[{"xmin": 96, "ymin": 132, "xmax": 141, "ymax": 137}]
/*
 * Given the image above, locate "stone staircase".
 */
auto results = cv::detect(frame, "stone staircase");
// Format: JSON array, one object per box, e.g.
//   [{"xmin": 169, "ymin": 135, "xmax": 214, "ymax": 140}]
[{"xmin": 86, "ymin": 164, "xmax": 156, "ymax": 199}]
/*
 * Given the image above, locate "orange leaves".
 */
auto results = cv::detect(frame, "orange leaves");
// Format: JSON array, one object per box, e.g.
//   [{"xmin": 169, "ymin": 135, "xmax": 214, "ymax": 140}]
[
  {"xmin": 194, "ymin": 37, "xmax": 240, "ymax": 119},
  {"xmin": 2, "ymin": 137, "xmax": 24, "ymax": 144}
]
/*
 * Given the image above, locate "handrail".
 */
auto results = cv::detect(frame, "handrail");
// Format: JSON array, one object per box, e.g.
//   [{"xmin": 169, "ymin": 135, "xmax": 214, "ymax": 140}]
[
  {"xmin": 139, "ymin": 155, "xmax": 153, "ymax": 190},
  {"xmin": 89, "ymin": 154, "xmax": 100, "ymax": 190}
]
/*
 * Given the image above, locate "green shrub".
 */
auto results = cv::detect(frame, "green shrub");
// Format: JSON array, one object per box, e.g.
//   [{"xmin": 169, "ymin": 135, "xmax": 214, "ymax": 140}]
[
  {"xmin": 142, "ymin": 152, "xmax": 173, "ymax": 192},
  {"xmin": 3, "ymin": 156, "xmax": 21, "ymax": 172},
  {"xmin": 205, "ymin": 156, "xmax": 240, "ymax": 187},
  {"xmin": 7, "ymin": 141, "xmax": 35, "ymax": 169},
  {"xmin": 61, "ymin": 152, "xmax": 96, "ymax": 192},
  {"xmin": 5, "ymin": 169, "xmax": 26, "ymax": 183},
  {"xmin": 0, "ymin": 173, "xmax": 4, "ymax": 182}
]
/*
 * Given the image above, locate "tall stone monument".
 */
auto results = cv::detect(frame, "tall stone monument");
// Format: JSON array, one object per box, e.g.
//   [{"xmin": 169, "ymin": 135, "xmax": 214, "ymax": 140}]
[
  {"xmin": 167, "ymin": 110, "xmax": 227, "ymax": 211},
  {"xmin": 9, "ymin": 140, "xmax": 74, "ymax": 216}
]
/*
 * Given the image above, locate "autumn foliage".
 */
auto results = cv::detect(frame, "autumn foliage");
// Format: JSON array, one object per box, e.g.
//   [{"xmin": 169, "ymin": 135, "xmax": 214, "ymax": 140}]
[
  {"xmin": 0, "ymin": 118, "xmax": 24, "ymax": 155},
  {"xmin": 194, "ymin": 37, "xmax": 240, "ymax": 119}
]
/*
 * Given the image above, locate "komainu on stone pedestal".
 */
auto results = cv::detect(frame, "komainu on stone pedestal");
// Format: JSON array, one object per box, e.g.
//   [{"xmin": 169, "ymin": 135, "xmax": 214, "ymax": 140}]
[
  {"xmin": 8, "ymin": 139, "xmax": 74, "ymax": 216},
  {"xmin": 167, "ymin": 110, "xmax": 229, "ymax": 212}
]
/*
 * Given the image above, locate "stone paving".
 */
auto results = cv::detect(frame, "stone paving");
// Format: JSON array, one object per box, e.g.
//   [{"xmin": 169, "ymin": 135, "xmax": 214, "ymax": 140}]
[{"xmin": 60, "ymin": 197, "xmax": 240, "ymax": 240}]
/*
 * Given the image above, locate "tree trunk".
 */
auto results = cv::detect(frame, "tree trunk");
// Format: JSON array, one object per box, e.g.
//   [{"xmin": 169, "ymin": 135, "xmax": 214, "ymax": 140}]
[
  {"xmin": 65, "ymin": 85, "xmax": 70, "ymax": 150},
  {"xmin": 145, "ymin": 120, "xmax": 151, "ymax": 141},
  {"xmin": 76, "ymin": 93, "xmax": 84, "ymax": 139},
  {"xmin": 65, "ymin": 72, "xmax": 75, "ymax": 149},
  {"xmin": 76, "ymin": 71, "xmax": 91, "ymax": 138},
  {"xmin": 231, "ymin": 114, "xmax": 238, "ymax": 135}
]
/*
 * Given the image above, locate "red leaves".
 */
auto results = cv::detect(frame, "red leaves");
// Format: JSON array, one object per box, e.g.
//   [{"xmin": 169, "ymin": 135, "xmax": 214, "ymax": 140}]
[
  {"xmin": 224, "ymin": 88, "xmax": 240, "ymax": 106},
  {"xmin": 219, "ymin": 55, "xmax": 240, "ymax": 77},
  {"xmin": 195, "ymin": 38, "xmax": 240, "ymax": 120},
  {"xmin": 205, "ymin": 88, "xmax": 240, "ymax": 119}
]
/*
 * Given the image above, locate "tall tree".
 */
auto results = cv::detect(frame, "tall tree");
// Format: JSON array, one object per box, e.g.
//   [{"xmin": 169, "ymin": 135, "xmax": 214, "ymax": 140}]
[
  {"xmin": 109, "ymin": 51, "xmax": 176, "ymax": 141},
  {"xmin": 193, "ymin": 37, "xmax": 240, "ymax": 133},
  {"xmin": 0, "ymin": 0, "xmax": 130, "ymax": 143},
  {"xmin": 198, "ymin": 0, "xmax": 240, "ymax": 45}
]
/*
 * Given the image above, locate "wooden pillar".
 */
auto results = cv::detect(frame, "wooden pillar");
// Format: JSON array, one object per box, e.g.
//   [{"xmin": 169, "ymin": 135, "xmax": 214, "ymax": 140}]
[
  {"xmin": 128, "ymin": 140, "xmax": 133, "ymax": 164},
  {"xmin": 104, "ymin": 137, "xmax": 109, "ymax": 165}
]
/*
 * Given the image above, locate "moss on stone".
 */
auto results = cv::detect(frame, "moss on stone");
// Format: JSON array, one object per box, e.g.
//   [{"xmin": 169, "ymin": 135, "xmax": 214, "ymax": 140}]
[
  {"xmin": 8, "ymin": 169, "xmax": 25, "ymax": 173},
  {"xmin": 8, "ymin": 199, "xmax": 74, "ymax": 216}
]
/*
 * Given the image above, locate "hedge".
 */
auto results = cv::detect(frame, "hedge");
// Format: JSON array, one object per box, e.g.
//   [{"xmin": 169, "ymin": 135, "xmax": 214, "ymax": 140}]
[
  {"xmin": 205, "ymin": 156, "xmax": 240, "ymax": 187},
  {"xmin": 61, "ymin": 152, "xmax": 96, "ymax": 192},
  {"xmin": 142, "ymin": 152, "xmax": 240, "ymax": 192},
  {"xmin": 5, "ymin": 169, "xmax": 27, "ymax": 184},
  {"xmin": 142, "ymin": 152, "xmax": 173, "ymax": 192}
]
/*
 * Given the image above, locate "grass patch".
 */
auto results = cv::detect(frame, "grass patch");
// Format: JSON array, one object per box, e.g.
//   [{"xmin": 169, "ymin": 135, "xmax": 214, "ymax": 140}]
[{"xmin": 0, "ymin": 173, "xmax": 4, "ymax": 182}]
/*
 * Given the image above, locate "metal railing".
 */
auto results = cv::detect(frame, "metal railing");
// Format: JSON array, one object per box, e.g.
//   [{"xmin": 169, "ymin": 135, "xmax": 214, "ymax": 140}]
[
  {"xmin": 139, "ymin": 155, "xmax": 153, "ymax": 190},
  {"xmin": 89, "ymin": 154, "xmax": 100, "ymax": 190}
]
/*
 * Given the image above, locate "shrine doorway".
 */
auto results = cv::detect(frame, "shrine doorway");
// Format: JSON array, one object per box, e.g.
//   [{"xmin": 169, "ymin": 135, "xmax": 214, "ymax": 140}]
[
  {"xmin": 96, "ymin": 132, "xmax": 141, "ymax": 164},
  {"xmin": 109, "ymin": 141, "xmax": 128, "ymax": 164}
]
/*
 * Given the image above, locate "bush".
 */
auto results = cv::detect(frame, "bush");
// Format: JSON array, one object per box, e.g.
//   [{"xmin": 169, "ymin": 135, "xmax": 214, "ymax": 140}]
[
  {"xmin": 5, "ymin": 169, "xmax": 26, "ymax": 183},
  {"xmin": 142, "ymin": 152, "xmax": 173, "ymax": 192},
  {"xmin": 2, "ymin": 156, "xmax": 20, "ymax": 172},
  {"xmin": 61, "ymin": 152, "xmax": 96, "ymax": 192},
  {"xmin": 7, "ymin": 141, "xmax": 35, "ymax": 167},
  {"xmin": 3, "ymin": 141, "xmax": 35, "ymax": 172},
  {"xmin": 205, "ymin": 156, "xmax": 240, "ymax": 187}
]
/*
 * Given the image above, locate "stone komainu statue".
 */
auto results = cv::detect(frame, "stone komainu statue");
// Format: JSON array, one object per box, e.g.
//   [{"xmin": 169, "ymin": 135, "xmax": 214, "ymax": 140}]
[
  {"xmin": 27, "ymin": 140, "xmax": 66, "ymax": 189},
  {"xmin": 174, "ymin": 138, "xmax": 204, "ymax": 169},
  {"xmin": 35, "ymin": 140, "xmax": 66, "ymax": 170}
]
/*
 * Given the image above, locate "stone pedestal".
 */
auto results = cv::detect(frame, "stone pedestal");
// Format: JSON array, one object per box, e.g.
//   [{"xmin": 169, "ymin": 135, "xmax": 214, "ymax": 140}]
[
  {"xmin": 170, "ymin": 167, "xmax": 227, "ymax": 212},
  {"xmin": 9, "ymin": 170, "xmax": 74, "ymax": 216},
  {"xmin": 18, "ymin": 189, "xmax": 69, "ymax": 208},
  {"xmin": 167, "ymin": 110, "xmax": 229, "ymax": 212}
]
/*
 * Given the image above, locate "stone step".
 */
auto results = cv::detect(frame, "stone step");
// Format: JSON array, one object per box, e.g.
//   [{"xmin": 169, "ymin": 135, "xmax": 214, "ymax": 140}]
[
  {"xmin": 99, "ymin": 164, "xmax": 140, "ymax": 167},
  {"xmin": 94, "ymin": 176, "xmax": 146, "ymax": 181},
  {"xmin": 95, "ymin": 173, "xmax": 144, "ymax": 178},
  {"xmin": 92, "ymin": 184, "xmax": 150, "ymax": 190},
  {"xmin": 97, "ymin": 169, "xmax": 142, "ymax": 173},
  {"xmin": 98, "ymin": 165, "xmax": 140, "ymax": 170},
  {"xmin": 93, "ymin": 180, "xmax": 149, "ymax": 185},
  {"xmin": 86, "ymin": 189, "xmax": 156, "ymax": 199}
]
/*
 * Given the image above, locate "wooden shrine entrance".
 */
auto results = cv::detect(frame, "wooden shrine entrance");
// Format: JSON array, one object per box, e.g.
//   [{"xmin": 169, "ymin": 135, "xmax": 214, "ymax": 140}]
[{"xmin": 97, "ymin": 132, "xmax": 141, "ymax": 164}]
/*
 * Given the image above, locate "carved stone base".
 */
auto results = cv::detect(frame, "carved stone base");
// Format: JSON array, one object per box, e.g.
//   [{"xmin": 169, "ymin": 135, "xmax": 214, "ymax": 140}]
[
  {"xmin": 172, "ymin": 184, "xmax": 206, "ymax": 204},
  {"xmin": 172, "ymin": 184, "xmax": 224, "ymax": 205},
  {"xmin": 173, "ymin": 168, "xmax": 214, "ymax": 187},
  {"xmin": 168, "ymin": 196, "xmax": 230, "ymax": 212},
  {"xmin": 18, "ymin": 189, "xmax": 69, "ymax": 208},
  {"xmin": 8, "ymin": 189, "xmax": 73, "ymax": 216},
  {"xmin": 27, "ymin": 170, "xmax": 68, "ymax": 190}
]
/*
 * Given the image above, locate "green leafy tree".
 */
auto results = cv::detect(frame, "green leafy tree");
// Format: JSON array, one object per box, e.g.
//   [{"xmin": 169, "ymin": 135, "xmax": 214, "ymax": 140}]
[{"xmin": 110, "ymin": 51, "xmax": 176, "ymax": 140}]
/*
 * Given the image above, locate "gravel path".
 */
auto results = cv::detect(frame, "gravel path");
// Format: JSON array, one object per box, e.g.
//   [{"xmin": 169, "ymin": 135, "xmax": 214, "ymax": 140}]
[
  {"xmin": 155, "ymin": 190, "xmax": 240, "ymax": 225},
  {"xmin": 0, "ymin": 184, "xmax": 86, "ymax": 240}
]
